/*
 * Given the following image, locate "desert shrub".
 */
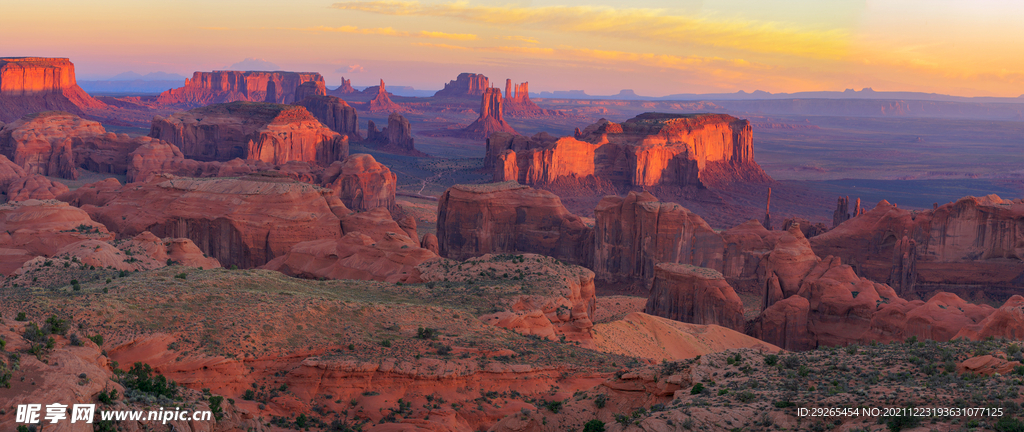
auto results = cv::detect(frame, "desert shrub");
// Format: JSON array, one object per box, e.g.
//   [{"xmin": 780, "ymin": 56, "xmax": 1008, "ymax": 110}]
[
  {"xmin": 594, "ymin": 393, "xmax": 608, "ymax": 408},
  {"xmin": 98, "ymin": 389, "xmax": 118, "ymax": 405},
  {"xmin": 996, "ymin": 416, "xmax": 1024, "ymax": 432},
  {"xmin": 583, "ymin": 419, "xmax": 606, "ymax": 432},
  {"xmin": 764, "ymin": 354, "xmax": 779, "ymax": 366},
  {"xmin": 88, "ymin": 334, "xmax": 104, "ymax": 346},
  {"xmin": 416, "ymin": 327, "xmax": 436, "ymax": 340},
  {"xmin": 690, "ymin": 383, "xmax": 704, "ymax": 395},
  {"xmin": 119, "ymin": 362, "xmax": 177, "ymax": 398},
  {"xmin": 15, "ymin": 312, "xmax": 27, "ymax": 321}
]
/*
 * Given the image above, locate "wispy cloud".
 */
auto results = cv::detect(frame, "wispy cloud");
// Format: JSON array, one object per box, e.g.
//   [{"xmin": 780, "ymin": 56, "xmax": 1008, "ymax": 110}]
[
  {"xmin": 499, "ymin": 35, "xmax": 539, "ymax": 44},
  {"xmin": 331, "ymin": 1, "xmax": 849, "ymax": 59},
  {"xmin": 293, "ymin": 25, "xmax": 476, "ymax": 41}
]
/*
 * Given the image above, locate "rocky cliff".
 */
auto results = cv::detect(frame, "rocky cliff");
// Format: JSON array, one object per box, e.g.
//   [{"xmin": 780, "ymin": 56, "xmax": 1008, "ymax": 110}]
[
  {"xmin": 155, "ymin": 70, "xmax": 325, "ymax": 107},
  {"xmin": 322, "ymin": 154, "xmax": 397, "ymax": 212},
  {"xmin": 79, "ymin": 174, "xmax": 342, "ymax": 268},
  {"xmin": 294, "ymin": 94, "xmax": 360, "ymax": 139},
  {"xmin": 463, "ymin": 88, "xmax": 517, "ymax": 138},
  {"xmin": 810, "ymin": 195, "xmax": 1024, "ymax": 297},
  {"xmin": 644, "ymin": 263, "xmax": 746, "ymax": 331},
  {"xmin": 488, "ymin": 113, "xmax": 771, "ymax": 189},
  {"xmin": 150, "ymin": 101, "xmax": 348, "ymax": 165},
  {"xmin": 433, "ymin": 72, "xmax": 489, "ymax": 99},
  {"xmin": 436, "ymin": 182, "xmax": 593, "ymax": 265},
  {"xmin": 0, "ymin": 57, "xmax": 106, "ymax": 122},
  {"xmin": 0, "ymin": 111, "xmax": 153, "ymax": 180}
]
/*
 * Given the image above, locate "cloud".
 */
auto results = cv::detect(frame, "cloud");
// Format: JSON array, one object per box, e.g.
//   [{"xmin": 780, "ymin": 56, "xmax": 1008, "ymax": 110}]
[
  {"xmin": 499, "ymin": 35, "xmax": 539, "ymax": 44},
  {"xmin": 291, "ymin": 25, "xmax": 476, "ymax": 40},
  {"xmin": 347, "ymin": 64, "xmax": 365, "ymax": 73},
  {"xmin": 228, "ymin": 58, "xmax": 279, "ymax": 71},
  {"xmin": 331, "ymin": 1, "xmax": 849, "ymax": 59}
]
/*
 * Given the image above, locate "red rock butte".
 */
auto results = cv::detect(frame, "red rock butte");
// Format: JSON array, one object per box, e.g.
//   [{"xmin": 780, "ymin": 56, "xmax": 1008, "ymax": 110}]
[
  {"xmin": 433, "ymin": 72, "xmax": 489, "ymax": 99},
  {"xmin": 462, "ymin": 87, "xmax": 517, "ymax": 138},
  {"xmin": 155, "ymin": 70, "xmax": 326, "ymax": 107},
  {"xmin": 0, "ymin": 57, "xmax": 105, "ymax": 122},
  {"xmin": 488, "ymin": 112, "xmax": 771, "ymax": 189},
  {"xmin": 150, "ymin": 101, "xmax": 347, "ymax": 165}
]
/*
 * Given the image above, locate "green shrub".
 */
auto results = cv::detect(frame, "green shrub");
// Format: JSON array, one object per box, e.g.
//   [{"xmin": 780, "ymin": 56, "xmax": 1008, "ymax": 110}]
[
  {"xmin": 763, "ymin": 354, "xmax": 778, "ymax": 366},
  {"xmin": 98, "ymin": 389, "xmax": 118, "ymax": 405},
  {"xmin": 88, "ymin": 334, "xmax": 104, "ymax": 346},
  {"xmin": 243, "ymin": 389, "xmax": 255, "ymax": 400},
  {"xmin": 174, "ymin": 273, "xmax": 187, "ymax": 280},
  {"xmin": 119, "ymin": 362, "xmax": 178, "ymax": 398},
  {"xmin": 996, "ymin": 416, "xmax": 1024, "ymax": 432},
  {"xmin": 208, "ymin": 395, "xmax": 224, "ymax": 420},
  {"xmin": 583, "ymin": 419, "xmax": 606, "ymax": 432},
  {"xmin": 690, "ymin": 383, "xmax": 704, "ymax": 395},
  {"xmin": 416, "ymin": 327, "xmax": 436, "ymax": 340}
]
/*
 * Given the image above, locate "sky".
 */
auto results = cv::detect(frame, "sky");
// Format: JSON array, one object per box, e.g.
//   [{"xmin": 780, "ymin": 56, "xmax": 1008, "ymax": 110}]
[{"xmin": 2, "ymin": 0, "xmax": 1023, "ymax": 97}]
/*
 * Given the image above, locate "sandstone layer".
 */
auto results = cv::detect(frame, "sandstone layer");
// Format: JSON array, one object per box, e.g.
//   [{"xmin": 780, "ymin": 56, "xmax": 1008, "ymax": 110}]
[
  {"xmin": 436, "ymin": 182, "xmax": 593, "ymax": 265},
  {"xmin": 433, "ymin": 72, "xmax": 489, "ymax": 99},
  {"xmin": 149, "ymin": 101, "xmax": 348, "ymax": 164},
  {"xmin": 77, "ymin": 174, "xmax": 342, "ymax": 268},
  {"xmin": 489, "ymin": 113, "xmax": 771, "ymax": 189},
  {"xmin": 810, "ymin": 195, "xmax": 1024, "ymax": 297},
  {"xmin": 644, "ymin": 263, "xmax": 746, "ymax": 331},
  {"xmin": 322, "ymin": 154, "xmax": 397, "ymax": 212},
  {"xmin": 155, "ymin": 70, "xmax": 326, "ymax": 107},
  {"xmin": 0, "ymin": 57, "xmax": 106, "ymax": 122}
]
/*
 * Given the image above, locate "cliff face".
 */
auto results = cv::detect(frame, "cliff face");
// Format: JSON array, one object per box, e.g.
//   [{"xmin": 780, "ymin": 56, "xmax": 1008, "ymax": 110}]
[
  {"xmin": 322, "ymin": 154, "xmax": 397, "ymax": 212},
  {"xmin": 644, "ymin": 263, "xmax": 746, "ymax": 331},
  {"xmin": 462, "ymin": 88, "xmax": 517, "ymax": 138},
  {"xmin": 150, "ymin": 101, "xmax": 348, "ymax": 165},
  {"xmin": 436, "ymin": 182, "xmax": 593, "ymax": 266},
  {"xmin": 155, "ymin": 71, "xmax": 325, "ymax": 107},
  {"xmin": 433, "ymin": 73, "xmax": 489, "ymax": 99},
  {"xmin": 81, "ymin": 175, "xmax": 342, "ymax": 268},
  {"xmin": 487, "ymin": 113, "xmax": 770, "ymax": 189},
  {"xmin": 811, "ymin": 195, "xmax": 1024, "ymax": 296},
  {"xmin": 294, "ymin": 94, "xmax": 360, "ymax": 139},
  {"xmin": 0, "ymin": 111, "xmax": 153, "ymax": 180},
  {"xmin": 0, "ymin": 58, "xmax": 106, "ymax": 122}
]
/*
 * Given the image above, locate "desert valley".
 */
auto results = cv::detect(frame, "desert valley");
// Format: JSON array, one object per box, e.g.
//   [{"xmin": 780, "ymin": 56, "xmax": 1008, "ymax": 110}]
[{"xmin": 3, "ymin": 3, "xmax": 1024, "ymax": 431}]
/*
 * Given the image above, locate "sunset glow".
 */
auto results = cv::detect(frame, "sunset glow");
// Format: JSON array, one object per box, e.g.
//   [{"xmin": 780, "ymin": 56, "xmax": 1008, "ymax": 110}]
[{"xmin": 2, "ymin": 0, "xmax": 1022, "ymax": 96}]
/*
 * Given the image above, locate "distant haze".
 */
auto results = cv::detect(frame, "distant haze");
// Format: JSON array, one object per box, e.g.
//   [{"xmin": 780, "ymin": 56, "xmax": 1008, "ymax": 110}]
[{"xmin": 5, "ymin": 0, "xmax": 1024, "ymax": 97}]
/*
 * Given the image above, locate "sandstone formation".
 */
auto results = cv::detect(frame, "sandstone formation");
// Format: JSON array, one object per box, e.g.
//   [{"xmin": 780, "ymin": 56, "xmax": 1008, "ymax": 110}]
[
  {"xmin": 263, "ymin": 231, "xmax": 436, "ymax": 283},
  {"xmin": 364, "ymin": 112, "xmax": 425, "ymax": 156},
  {"xmin": 644, "ymin": 263, "xmax": 746, "ymax": 331},
  {"xmin": 488, "ymin": 113, "xmax": 771, "ymax": 189},
  {"xmin": 0, "ymin": 111, "xmax": 101, "ymax": 179},
  {"xmin": 78, "ymin": 174, "xmax": 342, "ymax": 268},
  {"xmin": 367, "ymin": 80, "xmax": 403, "ymax": 113},
  {"xmin": 593, "ymin": 191, "xmax": 725, "ymax": 284},
  {"xmin": 327, "ymin": 76, "xmax": 358, "ymax": 96},
  {"xmin": 503, "ymin": 79, "xmax": 560, "ymax": 117},
  {"xmin": 0, "ymin": 57, "xmax": 106, "ymax": 122},
  {"xmin": 0, "ymin": 154, "xmax": 28, "ymax": 192},
  {"xmin": 781, "ymin": 217, "xmax": 827, "ymax": 238},
  {"xmin": 436, "ymin": 182, "xmax": 593, "ymax": 265},
  {"xmin": 420, "ymin": 233, "xmax": 439, "ymax": 254},
  {"xmin": 150, "ymin": 101, "xmax": 348, "ymax": 165},
  {"xmin": 811, "ymin": 195, "xmax": 1024, "ymax": 297},
  {"xmin": 418, "ymin": 253, "xmax": 597, "ymax": 342},
  {"xmin": 0, "ymin": 199, "xmax": 113, "ymax": 274},
  {"xmin": 293, "ymin": 94, "xmax": 359, "ymax": 139},
  {"xmin": 322, "ymin": 154, "xmax": 397, "ymax": 212},
  {"xmin": 462, "ymin": 87, "xmax": 517, "ymax": 138},
  {"xmin": 293, "ymin": 80, "xmax": 326, "ymax": 101},
  {"xmin": 954, "ymin": 295, "xmax": 1024, "ymax": 341},
  {"xmin": 747, "ymin": 223, "xmax": 1018, "ymax": 349},
  {"xmin": 155, "ymin": 70, "xmax": 326, "ymax": 107},
  {"xmin": 5, "ymin": 174, "xmax": 69, "ymax": 201},
  {"xmin": 762, "ymin": 187, "xmax": 772, "ymax": 230},
  {"xmin": 0, "ymin": 111, "xmax": 184, "ymax": 180},
  {"xmin": 126, "ymin": 140, "xmax": 220, "ymax": 182},
  {"xmin": 433, "ymin": 72, "xmax": 489, "ymax": 99},
  {"xmin": 593, "ymin": 312, "xmax": 780, "ymax": 362}
]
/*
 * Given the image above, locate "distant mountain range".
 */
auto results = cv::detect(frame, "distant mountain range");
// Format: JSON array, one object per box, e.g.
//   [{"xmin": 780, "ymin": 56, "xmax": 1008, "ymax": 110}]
[{"xmin": 532, "ymin": 87, "xmax": 1024, "ymax": 103}]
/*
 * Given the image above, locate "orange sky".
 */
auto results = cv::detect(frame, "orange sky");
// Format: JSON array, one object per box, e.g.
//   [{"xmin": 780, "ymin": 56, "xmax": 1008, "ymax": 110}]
[{"xmin": 2, "ymin": 0, "xmax": 1022, "ymax": 97}]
